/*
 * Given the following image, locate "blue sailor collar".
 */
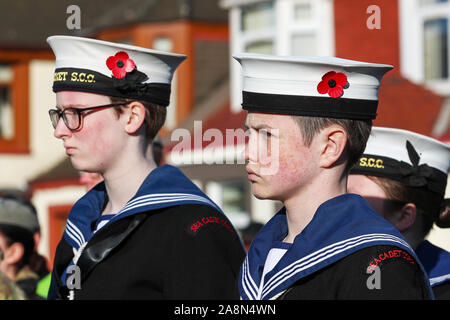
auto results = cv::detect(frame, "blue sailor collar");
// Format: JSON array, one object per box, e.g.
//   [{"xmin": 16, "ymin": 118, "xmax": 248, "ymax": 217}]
[
  {"xmin": 239, "ymin": 193, "xmax": 431, "ymax": 300},
  {"xmin": 64, "ymin": 164, "xmax": 221, "ymax": 251},
  {"xmin": 416, "ymin": 240, "xmax": 450, "ymax": 287}
]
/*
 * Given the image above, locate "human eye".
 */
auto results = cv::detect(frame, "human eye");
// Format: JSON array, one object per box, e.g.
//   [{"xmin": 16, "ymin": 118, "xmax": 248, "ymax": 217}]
[
  {"xmin": 63, "ymin": 108, "xmax": 78, "ymax": 116},
  {"xmin": 259, "ymin": 129, "xmax": 272, "ymax": 138}
]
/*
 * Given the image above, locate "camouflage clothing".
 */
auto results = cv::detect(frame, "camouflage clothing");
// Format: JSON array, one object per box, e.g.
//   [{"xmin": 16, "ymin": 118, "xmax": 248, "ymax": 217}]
[
  {"xmin": 15, "ymin": 266, "xmax": 41, "ymax": 300},
  {"xmin": 0, "ymin": 272, "xmax": 25, "ymax": 300}
]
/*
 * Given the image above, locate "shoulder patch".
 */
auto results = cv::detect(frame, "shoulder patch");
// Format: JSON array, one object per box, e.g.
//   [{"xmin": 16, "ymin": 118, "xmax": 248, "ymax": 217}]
[
  {"xmin": 366, "ymin": 249, "xmax": 415, "ymax": 272},
  {"xmin": 187, "ymin": 216, "xmax": 235, "ymax": 236}
]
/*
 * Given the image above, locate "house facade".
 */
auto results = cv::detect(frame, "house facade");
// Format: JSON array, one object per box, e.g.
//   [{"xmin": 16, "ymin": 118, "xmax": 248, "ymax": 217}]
[
  {"xmin": 0, "ymin": 0, "xmax": 235, "ymax": 266},
  {"xmin": 0, "ymin": 0, "xmax": 449, "ymax": 267},
  {"xmin": 170, "ymin": 0, "xmax": 450, "ymax": 248}
]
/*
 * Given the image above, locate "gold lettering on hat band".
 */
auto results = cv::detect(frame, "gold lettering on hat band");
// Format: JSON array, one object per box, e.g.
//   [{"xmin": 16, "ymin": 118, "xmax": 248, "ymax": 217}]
[
  {"xmin": 359, "ymin": 157, "xmax": 384, "ymax": 169},
  {"xmin": 54, "ymin": 71, "xmax": 96, "ymax": 83},
  {"xmin": 54, "ymin": 71, "xmax": 69, "ymax": 81}
]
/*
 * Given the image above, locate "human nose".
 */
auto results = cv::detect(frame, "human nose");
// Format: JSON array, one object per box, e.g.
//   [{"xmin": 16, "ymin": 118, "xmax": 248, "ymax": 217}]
[
  {"xmin": 53, "ymin": 116, "xmax": 71, "ymax": 139},
  {"xmin": 244, "ymin": 132, "xmax": 258, "ymax": 163}
]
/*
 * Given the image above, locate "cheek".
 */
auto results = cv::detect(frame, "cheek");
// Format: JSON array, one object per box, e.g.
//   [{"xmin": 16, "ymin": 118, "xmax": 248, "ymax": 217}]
[
  {"xmin": 81, "ymin": 117, "xmax": 119, "ymax": 159},
  {"xmin": 264, "ymin": 140, "xmax": 311, "ymax": 188},
  {"xmin": 278, "ymin": 138, "xmax": 311, "ymax": 180}
]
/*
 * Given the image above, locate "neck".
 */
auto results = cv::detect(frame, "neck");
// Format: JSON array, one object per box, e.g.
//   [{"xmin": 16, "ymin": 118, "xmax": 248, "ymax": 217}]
[
  {"xmin": 2, "ymin": 264, "xmax": 18, "ymax": 281},
  {"xmin": 101, "ymin": 150, "xmax": 157, "ymax": 215},
  {"xmin": 400, "ymin": 222, "xmax": 425, "ymax": 251},
  {"xmin": 283, "ymin": 171, "xmax": 347, "ymax": 243}
]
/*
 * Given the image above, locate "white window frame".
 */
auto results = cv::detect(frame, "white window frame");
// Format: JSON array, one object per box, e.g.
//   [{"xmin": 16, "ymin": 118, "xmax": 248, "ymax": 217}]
[
  {"xmin": 152, "ymin": 37, "xmax": 177, "ymax": 129},
  {"xmin": 205, "ymin": 180, "xmax": 250, "ymax": 228},
  {"xmin": 400, "ymin": 0, "xmax": 450, "ymax": 95},
  {"xmin": 226, "ymin": 0, "xmax": 335, "ymax": 112}
]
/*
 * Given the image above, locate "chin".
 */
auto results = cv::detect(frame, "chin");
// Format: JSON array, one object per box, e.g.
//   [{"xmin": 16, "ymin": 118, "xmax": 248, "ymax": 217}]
[
  {"xmin": 251, "ymin": 184, "xmax": 278, "ymax": 201},
  {"xmin": 69, "ymin": 158, "xmax": 98, "ymax": 173}
]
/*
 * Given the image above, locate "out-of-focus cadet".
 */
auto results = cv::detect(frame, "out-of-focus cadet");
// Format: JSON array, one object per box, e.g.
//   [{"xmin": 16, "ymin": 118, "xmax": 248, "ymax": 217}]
[
  {"xmin": 234, "ymin": 53, "xmax": 433, "ymax": 299},
  {"xmin": 0, "ymin": 196, "xmax": 42, "ymax": 299},
  {"xmin": 348, "ymin": 126, "xmax": 450, "ymax": 299},
  {"xmin": 0, "ymin": 271, "xmax": 25, "ymax": 300}
]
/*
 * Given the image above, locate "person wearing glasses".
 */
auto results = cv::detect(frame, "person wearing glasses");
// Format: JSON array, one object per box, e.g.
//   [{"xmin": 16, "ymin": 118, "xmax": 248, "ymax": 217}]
[
  {"xmin": 46, "ymin": 36, "xmax": 245, "ymax": 300},
  {"xmin": 348, "ymin": 127, "xmax": 450, "ymax": 299}
]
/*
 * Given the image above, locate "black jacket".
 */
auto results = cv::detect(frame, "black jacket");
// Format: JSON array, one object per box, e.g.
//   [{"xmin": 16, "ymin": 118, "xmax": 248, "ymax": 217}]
[
  {"xmin": 279, "ymin": 245, "xmax": 432, "ymax": 299},
  {"xmin": 48, "ymin": 204, "xmax": 245, "ymax": 299}
]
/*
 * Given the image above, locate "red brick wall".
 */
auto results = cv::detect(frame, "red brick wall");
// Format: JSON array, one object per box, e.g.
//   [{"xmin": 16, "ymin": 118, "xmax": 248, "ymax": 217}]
[
  {"xmin": 334, "ymin": 0, "xmax": 445, "ymax": 137},
  {"xmin": 375, "ymin": 75, "xmax": 444, "ymax": 136},
  {"xmin": 334, "ymin": 0, "xmax": 400, "ymax": 75}
]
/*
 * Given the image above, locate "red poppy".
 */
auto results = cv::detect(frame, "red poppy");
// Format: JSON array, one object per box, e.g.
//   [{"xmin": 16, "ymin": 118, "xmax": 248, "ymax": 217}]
[
  {"xmin": 106, "ymin": 51, "xmax": 135, "ymax": 79},
  {"xmin": 317, "ymin": 71, "xmax": 348, "ymax": 98}
]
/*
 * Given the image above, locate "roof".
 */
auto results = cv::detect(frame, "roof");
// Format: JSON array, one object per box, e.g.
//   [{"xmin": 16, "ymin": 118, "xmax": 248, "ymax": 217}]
[
  {"xmin": 0, "ymin": 0, "xmax": 228, "ymax": 49},
  {"xmin": 374, "ymin": 74, "xmax": 447, "ymax": 138},
  {"xmin": 30, "ymin": 158, "xmax": 80, "ymax": 183}
]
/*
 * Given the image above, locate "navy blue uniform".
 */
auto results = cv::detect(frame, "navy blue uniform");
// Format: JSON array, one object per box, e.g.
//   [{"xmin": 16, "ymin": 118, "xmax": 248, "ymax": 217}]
[{"xmin": 239, "ymin": 194, "xmax": 433, "ymax": 300}]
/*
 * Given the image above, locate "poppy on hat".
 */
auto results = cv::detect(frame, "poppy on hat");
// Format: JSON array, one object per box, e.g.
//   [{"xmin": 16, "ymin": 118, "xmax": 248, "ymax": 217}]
[
  {"xmin": 232, "ymin": 53, "xmax": 393, "ymax": 120},
  {"xmin": 47, "ymin": 36, "xmax": 187, "ymax": 107}
]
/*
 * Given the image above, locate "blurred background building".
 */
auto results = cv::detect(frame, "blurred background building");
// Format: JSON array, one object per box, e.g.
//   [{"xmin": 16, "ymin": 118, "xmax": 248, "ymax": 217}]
[{"xmin": 0, "ymin": 0, "xmax": 448, "ymax": 268}]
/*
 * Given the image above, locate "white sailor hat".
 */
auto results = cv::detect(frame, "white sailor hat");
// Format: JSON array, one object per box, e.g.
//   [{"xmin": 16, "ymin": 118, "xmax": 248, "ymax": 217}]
[
  {"xmin": 351, "ymin": 127, "xmax": 450, "ymax": 197},
  {"xmin": 232, "ymin": 53, "xmax": 393, "ymax": 120},
  {"xmin": 47, "ymin": 36, "xmax": 187, "ymax": 106}
]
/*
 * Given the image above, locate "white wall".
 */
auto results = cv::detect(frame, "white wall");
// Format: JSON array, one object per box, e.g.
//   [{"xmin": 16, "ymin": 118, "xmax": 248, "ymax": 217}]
[
  {"xmin": 32, "ymin": 185, "xmax": 86, "ymax": 259},
  {"xmin": 0, "ymin": 60, "xmax": 67, "ymax": 190}
]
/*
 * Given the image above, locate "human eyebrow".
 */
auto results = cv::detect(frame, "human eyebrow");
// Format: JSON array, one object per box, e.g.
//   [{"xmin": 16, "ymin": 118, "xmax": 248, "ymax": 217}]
[
  {"xmin": 253, "ymin": 124, "xmax": 274, "ymax": 131},
  {"xmin": 55, "ymin": 104, "xmax": 84, "ymax": 111}
]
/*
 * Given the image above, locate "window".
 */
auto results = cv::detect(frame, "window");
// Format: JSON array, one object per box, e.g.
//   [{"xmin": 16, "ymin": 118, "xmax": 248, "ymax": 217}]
[
  {"xmin": 423, "ymin": 18, "xmax": 448, "ymax": 80},
  {"xmin": 241, "ymin": 2, "xmax": 274, "ymax": 32},
  {"xmin": 240, "ymin": 2, "xmax": 275, "ymax": 54},
  {"xmin": 152, "ymin": 37, "xmax": 178, "ymax": 130},
  {"xmin": 0, "ymin": 64, "xmax": 13, "ymax": 140},
  {"xmin": 400, "ymin": 0, "xmax": 450, "ymax": 94},
  {"xmin": 206, "ymin": 179, "xmax": 249, "ymax": 228},
  {"xmin": 153, "ymin": 37, "xmax": 173, "ymax": 52},
  {"xmin": 0, "ymin": 61, "xmax": 29, "ymax": 153},
  {"xmin": 227, "ymin": 0, "xmax": 334, "ymax": 111}
]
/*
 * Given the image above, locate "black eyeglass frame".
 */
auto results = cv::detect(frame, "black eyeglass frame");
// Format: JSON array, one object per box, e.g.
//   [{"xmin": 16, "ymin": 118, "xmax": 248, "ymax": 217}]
[{"xmin": 48, "ymin": 103, "xmax": 127, "ymax": 130}]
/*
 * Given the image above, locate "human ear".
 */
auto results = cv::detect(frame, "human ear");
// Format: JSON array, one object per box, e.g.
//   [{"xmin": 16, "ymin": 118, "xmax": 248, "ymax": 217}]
[
  {"xmin": 319, "ymin": 125, "xmax": 347, "ymax": 168},
  {"xmin": 124, "ymin": 101, "xmax": 147, "ymax": 134},
  {"xmin": 396, "ymin": 203, "xmax": 417, "ymax": 232},
  {"xmin": 3, "ymin": 242, "xmax": 24, "ymax": 265}
]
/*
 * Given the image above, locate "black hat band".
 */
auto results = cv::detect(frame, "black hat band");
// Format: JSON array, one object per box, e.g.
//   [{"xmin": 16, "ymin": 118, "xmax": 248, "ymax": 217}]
[
  {"xmin": 351, "ymin": 154, "xmax": 448, "ymax": 196},
  {"xmin": 241, "ymin": 91, "xmax": 378, "ymax": 120},
  {"xmin": 52, "ymin": 68, "xmax": 171, "ymax": 106}
]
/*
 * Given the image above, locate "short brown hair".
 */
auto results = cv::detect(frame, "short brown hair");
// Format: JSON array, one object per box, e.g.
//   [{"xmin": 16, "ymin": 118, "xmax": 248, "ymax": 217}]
[
  {"xmin": 292, "ymin": 116, "xmax": 372, "ymax": 174},
  {"xmin": 367, "ymin": 176, "xmax": 441, "ymax": 237},
  {"xmin": 109, "ymin": 96, "xmax": 166, "ymax": 141}
]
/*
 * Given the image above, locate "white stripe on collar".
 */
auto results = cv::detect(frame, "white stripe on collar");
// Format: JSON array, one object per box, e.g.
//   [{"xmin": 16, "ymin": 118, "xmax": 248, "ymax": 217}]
[
  {"xmin": 64, "ymin": 193, "xmax": 218, "ymax": 249},
  {"xmin": 430, "ymin": 273, "xmax": 450, "ymax": 286},
  {"xmin": 66, "ymin": 220, "xmax": 85, "ymax": 247},
  {"xmin": 118, "ymin": 193, "xmax": 216, "ymax": 215},
  {"xmin": 241, "ymin": 256, "xmax": 258, "ymax": 300}
]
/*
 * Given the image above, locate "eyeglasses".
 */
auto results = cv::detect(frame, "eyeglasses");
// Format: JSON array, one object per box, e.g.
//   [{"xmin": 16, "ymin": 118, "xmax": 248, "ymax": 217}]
[{"xmin": 49, "ymin": 103, "xmax": 126, "ymax": 131}]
